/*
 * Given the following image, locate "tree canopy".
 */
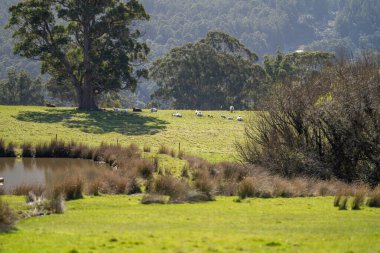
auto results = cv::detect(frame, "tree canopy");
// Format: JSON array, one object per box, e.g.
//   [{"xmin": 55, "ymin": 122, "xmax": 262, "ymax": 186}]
[
  {"xmin": 7, "ymin": 0, "xmax": 150, "ymax": 110},
  {"xmin": 150, "ymin": 31, "xmax": 267, "ymax": 109}
]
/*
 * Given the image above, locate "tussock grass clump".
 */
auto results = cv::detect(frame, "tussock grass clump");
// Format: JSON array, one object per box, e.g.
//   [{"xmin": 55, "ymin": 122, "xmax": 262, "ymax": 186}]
[
  {"xmin": 0, "ymin": 197, "xmax": 17, "ymax": 231},
  {"xmin": 351, "ymin": 192, "xmax": 366, "ymax": 210},
  {"xmin": 5, "ymin": 142, "xmax": 16, "ymax": 157},
  {"xmin": 54, "ymin": 177, "xmax": 84, "ymax": 201},
  {"xmin": 158, "ymin": 144, "xmax": 170, "ymax": 155},
  {"xmin": 0, "ymin": 139, "xmax": 5, "ymax": 156},
  {"xmin": 339, "ymin": 196, "xmax": 349, "ymax": 210},
  {"xmin": 21, "ymin": 143, "xmax": 34, "ymax": 157},
  {"xmin": 367, "ymin": 186, "xmax": 380, "ymax": 208},
  {"xmin": 150, "ymin": 175, "xmax": 189, "ymax": 202},
  {"xmin": 35, "ymin": 143, "xmax": 52, "ymax": 157},
  {"xmin": 0, "ymin": 139, "xmax": 16, "ymax": 157},
  {"xmin": 12, "ymin": 184, "xmax": 45, "ymax": 196},
  {"xmin": 141, "ymin": 194, "xmax": 166, "ymax": 204},
  {"xmin": 143, "ymin": 145, "xmax": 151, "ymax": 153},
  {"xmin": 47, "ymin": 188, "xmax": 65, "ymax": 214},
  {"xmin": 237, "ymin": 177, "xmax": 257, "ymax": 199}
]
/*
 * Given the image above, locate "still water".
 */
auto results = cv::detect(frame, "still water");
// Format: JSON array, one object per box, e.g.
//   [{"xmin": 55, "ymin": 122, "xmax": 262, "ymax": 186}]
[{"xmin": 0, "ymin": 158, "xmax": 110, "ymax": 193}]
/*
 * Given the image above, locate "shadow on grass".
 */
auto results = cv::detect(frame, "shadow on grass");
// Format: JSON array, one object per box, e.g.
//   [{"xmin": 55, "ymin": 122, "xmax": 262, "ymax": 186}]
[{"xmin": 16, "ymin": 109, "xmax": 168, "ymax": 135}]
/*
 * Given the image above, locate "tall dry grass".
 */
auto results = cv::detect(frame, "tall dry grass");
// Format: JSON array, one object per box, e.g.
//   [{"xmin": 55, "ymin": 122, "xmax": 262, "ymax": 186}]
[{"xmin": 0, "ymin": 197, "xmax": 17, "ymax": 231}]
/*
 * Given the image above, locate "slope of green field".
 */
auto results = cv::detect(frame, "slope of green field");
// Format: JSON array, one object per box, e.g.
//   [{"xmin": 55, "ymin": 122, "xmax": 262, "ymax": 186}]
[
  {"xmin": 0, "ymin": 106, "xmax": 251, "ymax": 162},
  {"xmin": 1, "ymin": 196, "xmax": 380, "ymax": 253}
]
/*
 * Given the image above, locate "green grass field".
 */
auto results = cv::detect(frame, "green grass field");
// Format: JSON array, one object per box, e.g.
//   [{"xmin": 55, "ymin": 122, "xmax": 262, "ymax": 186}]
[
  {"xmin": 1, "ymin": 196, "xmax": 380, "ymax": 253},
  {"xmin": 1, "ymin": 106, "xmax": 380, "ymax": 253},
  {"xmin": 0, "ymin": 106, "xmax": 250, "ymax": 162}
]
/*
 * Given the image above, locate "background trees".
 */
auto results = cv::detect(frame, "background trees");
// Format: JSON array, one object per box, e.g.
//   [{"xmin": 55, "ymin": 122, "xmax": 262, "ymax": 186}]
[
  {"xmin": 0, "ymin": 69, "xmax": 44, "ymax": 105},
  {"xmin": 150, "ymin": 31, "xmax": 267, "ymax": 109},
  {"xmin": 7, "ymin": 0, "xmax": 150, "ymax": 110},
  {"xmin": 2, "ymin": 0, "xmax": 380, "ymax": 107}
]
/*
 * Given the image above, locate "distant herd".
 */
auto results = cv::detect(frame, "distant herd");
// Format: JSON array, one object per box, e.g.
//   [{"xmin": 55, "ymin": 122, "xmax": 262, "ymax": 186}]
[{"xmin": 111, "ymin": 107, "xmax": 244, "ymax": 121}]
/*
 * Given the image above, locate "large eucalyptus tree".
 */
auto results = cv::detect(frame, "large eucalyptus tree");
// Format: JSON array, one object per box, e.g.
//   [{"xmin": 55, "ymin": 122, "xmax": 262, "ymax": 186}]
[{"xmin": 7, "ymin": 0, "xmax": 150, "ymax": 110}]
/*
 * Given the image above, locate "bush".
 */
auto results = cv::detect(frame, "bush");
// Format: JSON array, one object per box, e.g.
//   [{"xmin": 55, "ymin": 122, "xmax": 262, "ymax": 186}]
[
  {"xmin": 367, "ymin": 187, "xmax": 380, "ymax": 208},
  {"xmin": 5, "ymin": 143, "xmax": 16, "ymax": 157},
  {"xmin": 339, "ymin": 196, "xmax": 349, "ymax": 210},
  {"xmin": 158, "ymin": 144, "xmax": 170, "ymax": 155},
  {"xmin": 0, "ymin": 139, "xmax": 6, "ymax": 157},
  {"xmin": 54, "ymin": 177, "xmax": 84, "ymax": 201},
  {"xmin": 21, "ymin": 143, "xmax": 34, "ymax": 157},
  {"xmin": 237, "ymin": 177, "xmax": 257, "ymax": 199},
  {"xmin": 12, "ymin": 184, "xmax": 45, "ymax": 196},
  {"xmin": 150, "ymin": 175, "xmax": 189, "ymax": 201},
  {"xmin": 143, "ymin": 145, "xmax": 151, "ymax": 153},
  {"xmin": 0, "ymin": 198, "xmax": 17, "ymax": 231},
  {"xmin": 351, "ymin": 192, "xmax": 366, "ymax": 210},
  {"xmin": 141, "ymin": 194, "xmax": 166, "ymax": 204},
  {"xmin": 237, "ymin": 57, "xmax": 380, "ymax": 185}
]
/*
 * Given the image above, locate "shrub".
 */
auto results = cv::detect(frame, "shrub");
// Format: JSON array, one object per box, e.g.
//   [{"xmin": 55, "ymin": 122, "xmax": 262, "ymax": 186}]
[
  {"xmin": 158, "ymin": 144, "xmax": 170, "ymax": 155},
  {"xmin": 35, "ymin": 143, "xmax": 52, "ymax": 157},
  {"xmin": 12, "ymin": 184, "xmax": 45, "ymax": 196},
  {"xmin": 351, "ymin": 192, "xmax": 366, "ymax": 210},
  {"xmin": 21, "ymin": 143, "xmax": 34, "ymax": 157},
  {"xmin": 150, "ymin": 175, "xmax": 189, "ymax": 201},
  {"xmin": 5, "ymin": 143, "xmax": 16, "ymax": 157},
  {"xmin": 367, "ymin": 187, "xmax": 380, "ymax": 208},
  {"xmin": 50, "ymin": 140, "xmax": 70, "ymax": 158},
  {"xmin": 0, "ymin": 139, "xmax": 5, "ymax": 156},
  {"xmin": 141, "ymin": 194, "xmax": 166, "ymax": 204},
  {"xmin": 0, "ymin": 197, "xmax": 17, "ymax": 231},
  {"xmin": 237, "ymin": 57, "xmax": 380, "ymax": 185},
  {"xmin": 54, "ymin": 177, "xmax": 84, "ymax": 201},
  {"xmin": 136, "ymin": 160, "xmax": 155, "ymax": 179},
  {"xmin": 339, "ymin": 196, "xmax": 349, "ymax": 210},
  {"xmin": 170, "ymin": 149, "xmax": 176, "ymax": 158},
  {"xmin": 334, "ymin": 195, "xmax": 341, "ymax": 207},
  {"xmin": 48, "ymin": 188, "xmax": 65, "ymax": 214},
  {"xmin": 143, "ymin": 145, "xmax": 151, "ymax": 153},
  {"xmin": 237, "ymin": 177, "xmax": 256, "ymax": 199}
]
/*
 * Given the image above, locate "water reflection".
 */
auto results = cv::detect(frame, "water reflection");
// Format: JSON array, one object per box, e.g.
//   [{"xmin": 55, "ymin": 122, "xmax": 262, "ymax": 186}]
[{"xmin": 0, "ymin": 158, "xmax": 110, "ymax": 193}]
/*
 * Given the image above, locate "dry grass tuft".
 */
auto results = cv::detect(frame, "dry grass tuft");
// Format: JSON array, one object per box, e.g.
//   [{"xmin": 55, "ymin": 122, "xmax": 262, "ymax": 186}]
[
  {"xmin": 158, "ymin": 144, "xmax": 170, "ymax": 155},
  {"xmin": 0, "ymin": 197, "xmax": 17, "ymax": 231},
  {"xmin": 141, "ymin": 194, "xmax": 166, "ymax": 204},
  {"xmin": 367, "ymin": 186, "xmax": 380, "ymax": 208}
]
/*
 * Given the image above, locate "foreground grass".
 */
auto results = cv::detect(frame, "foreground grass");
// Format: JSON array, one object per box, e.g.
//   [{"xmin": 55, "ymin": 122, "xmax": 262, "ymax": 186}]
[
  {"xmin": 1, "ymin": 196, "xmax": 380, "ymax": 253},
  {"xmin": 0, "ymin": 106, "xmax": 250, "ymax": 162}
]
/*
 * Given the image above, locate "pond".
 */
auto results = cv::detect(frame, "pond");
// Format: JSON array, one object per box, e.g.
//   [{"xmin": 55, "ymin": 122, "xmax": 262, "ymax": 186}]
[{"xmin": 0, "ymin": 158, "xmax": 110, "ymax": 193}]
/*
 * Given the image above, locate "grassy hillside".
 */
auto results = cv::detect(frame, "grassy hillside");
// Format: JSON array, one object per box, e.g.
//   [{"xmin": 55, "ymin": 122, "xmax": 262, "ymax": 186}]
[
  {"xmin": 2, "ymin": 196, "xmax": 380, "ymax": 253},
  {"xmin": 0, "ymin": 106, "xmax": 250, "ymax": 162}
]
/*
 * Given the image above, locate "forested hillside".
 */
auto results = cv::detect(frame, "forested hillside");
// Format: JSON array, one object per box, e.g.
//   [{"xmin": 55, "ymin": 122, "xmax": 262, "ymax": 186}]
[{"xmin": 1, "ymin": 0, "xmax": 380, "ymax": 105}]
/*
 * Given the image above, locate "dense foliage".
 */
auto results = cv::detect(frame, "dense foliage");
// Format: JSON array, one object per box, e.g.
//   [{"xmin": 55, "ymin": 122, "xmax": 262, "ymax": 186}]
[
  {"xmin": 238, "ymin": 55, "xmax": 380, "ymax": 185},
  {"xmin": 0, "ymin": 69, "xmax": 44, "ymax": 105},
  {"xmin": 7, "ymin": 0, "xmax": 150, "ymax": 110},
  {"xmin": 1, "ymin": 0, "xmax": 380, "ymax": 106},
  {"xmin": 151, "ymin": 31, "xmax": 266, "ymax": 109}
]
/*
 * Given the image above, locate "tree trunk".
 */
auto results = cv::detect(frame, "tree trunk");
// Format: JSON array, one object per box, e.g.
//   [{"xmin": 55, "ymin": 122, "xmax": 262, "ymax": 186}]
[{"xmin": 77, "ymin": 86, "xmax": 97, "ymax": 110}]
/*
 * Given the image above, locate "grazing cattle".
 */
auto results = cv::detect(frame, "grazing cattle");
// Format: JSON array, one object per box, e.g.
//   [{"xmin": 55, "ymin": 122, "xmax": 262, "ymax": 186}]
[
  {"xmin": 46, "ymin": 103, "xmax": 56, "ymax": 108},
  {"xmin": 208, "ymin": 115, "xmax": 214, "ymax": 118},
  {"xmin": 221, "ymin": 115, "xmax": 226, "ymax": 119},
  {"xmin": 228, "ymin": 117, "xmax": 233, "ymax": 120},
  {"xmin": 151, "ymin": 108, "xmax": 158, "ymax": 113},
  {"xmin": 133, "ymin": 108, "xmax": 142, "ymax": 112},
  {"xmin": 237, "ymin": 116, "xmax": 243, "ymax": 121},
  {"xmin": 195, "ymin": 110, "xmax": 203, "ymax": 117},
  {"xmin": 230, "ymin": 106, "xmax": 235, "ymax": 113}
]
